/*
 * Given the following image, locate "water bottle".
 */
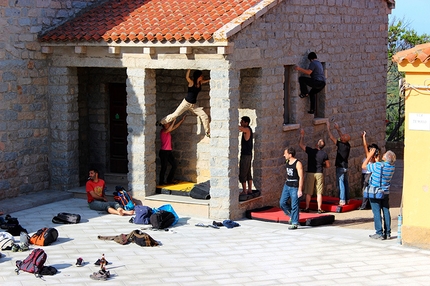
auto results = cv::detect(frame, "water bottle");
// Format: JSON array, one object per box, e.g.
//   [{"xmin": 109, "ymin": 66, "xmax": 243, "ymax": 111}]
[{"xmin": 397, "ymin": 214, "xmax": 402, "ymax": 245}]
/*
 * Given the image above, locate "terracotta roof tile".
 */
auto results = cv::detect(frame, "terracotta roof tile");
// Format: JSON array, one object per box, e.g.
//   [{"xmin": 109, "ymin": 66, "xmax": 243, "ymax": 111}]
[
  {"xmin": 40, "ymin": 0, "xmax": 261, "ymax": 43},
  {"xmin": 392, "ymin": 43, "xmax": 430, "ymax": 64}
]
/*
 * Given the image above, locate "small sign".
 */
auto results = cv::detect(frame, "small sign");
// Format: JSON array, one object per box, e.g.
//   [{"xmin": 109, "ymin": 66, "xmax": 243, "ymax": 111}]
[{"xmin": 409, "ymin": 113, "xmax": 430, "ymax": 131}]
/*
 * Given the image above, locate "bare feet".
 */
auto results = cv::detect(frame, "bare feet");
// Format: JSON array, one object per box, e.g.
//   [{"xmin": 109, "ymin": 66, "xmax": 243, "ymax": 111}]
[
  {"xmin": 117, "ymin": 208, "xmax": 124, "ymax": 216},
  {"xmin": 123, "ymin": 210, "xmax": 135, "ymax": 216}
]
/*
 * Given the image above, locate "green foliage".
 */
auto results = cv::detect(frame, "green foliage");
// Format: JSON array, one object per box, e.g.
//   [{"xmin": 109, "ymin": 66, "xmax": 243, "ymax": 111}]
[{"xmin": 386, "ymin": 18, "xmax": 430, "ymax": 141}]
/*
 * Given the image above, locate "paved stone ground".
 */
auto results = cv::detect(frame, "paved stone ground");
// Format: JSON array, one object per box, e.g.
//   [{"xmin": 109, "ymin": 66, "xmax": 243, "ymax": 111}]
[{"xmin": 3, "ymin": 159, "xmax": 430, "ymax": 286}]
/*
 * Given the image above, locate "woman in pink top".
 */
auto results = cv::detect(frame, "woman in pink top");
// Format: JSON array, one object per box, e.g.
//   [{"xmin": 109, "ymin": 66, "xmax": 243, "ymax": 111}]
[{"xmin": 159, "ymin": 115, "xmax": 186, "ymax": 185}]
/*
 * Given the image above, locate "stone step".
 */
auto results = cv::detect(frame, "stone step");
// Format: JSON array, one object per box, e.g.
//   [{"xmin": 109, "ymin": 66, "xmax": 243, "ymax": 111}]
[
  {"xmin": 104, "ymin": 173, "xmax": 128, "ymax": 185},
  {"xmin": 67, "ymin": 186, "xmax": 210, "ymax": 219}
]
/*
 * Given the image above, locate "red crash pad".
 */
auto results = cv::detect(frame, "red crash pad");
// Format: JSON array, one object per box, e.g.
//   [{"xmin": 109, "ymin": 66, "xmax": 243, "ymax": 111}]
[
  {"xmin": 299, "ymin": 196, "xmax": 362, "ymax": 213},
  {"xmin": 246, "ymin": 206, "xmax": 335, "ymax": 226}
]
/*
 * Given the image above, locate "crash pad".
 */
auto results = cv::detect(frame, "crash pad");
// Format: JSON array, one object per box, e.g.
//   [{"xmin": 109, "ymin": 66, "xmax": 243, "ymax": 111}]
[
  {"xmin": 246, "ymin": 206, "xmax": 335, "ymax": 226},
  {"xmin": 299, "ymin": 196, "xmax": 362, "ymax": 213}
]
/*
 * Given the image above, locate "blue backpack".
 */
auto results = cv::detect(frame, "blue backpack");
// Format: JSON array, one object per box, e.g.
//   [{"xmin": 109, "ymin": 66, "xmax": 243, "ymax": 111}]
[
  {"xmin": 113, "ymin": 186, "xmax": 135, "ymax": 211},
  {"xmin": 133, "ymin": 206, "xmax": 153, "ymax": 224}
]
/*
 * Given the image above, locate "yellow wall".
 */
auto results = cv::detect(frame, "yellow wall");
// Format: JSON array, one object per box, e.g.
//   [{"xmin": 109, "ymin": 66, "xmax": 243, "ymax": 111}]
[{"xmin": 397, "ymin": 61, "xmax": 430, "ymax": 248}]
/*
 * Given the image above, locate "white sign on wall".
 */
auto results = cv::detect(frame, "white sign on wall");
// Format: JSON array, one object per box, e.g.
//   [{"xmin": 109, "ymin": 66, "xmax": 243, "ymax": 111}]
[{"xmin": 409, "ymin": 113, "xmax": 430, "ymax": 131}]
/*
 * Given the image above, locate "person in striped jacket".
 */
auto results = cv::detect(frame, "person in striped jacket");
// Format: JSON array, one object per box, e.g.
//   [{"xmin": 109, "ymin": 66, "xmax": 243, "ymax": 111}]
[{"xmin": 362, "ymin": 148, "xmax": 396, "ymax": 240}]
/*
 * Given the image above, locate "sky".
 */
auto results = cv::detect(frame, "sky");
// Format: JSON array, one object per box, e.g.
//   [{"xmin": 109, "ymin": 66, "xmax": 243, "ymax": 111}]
[{"xmin": 389, "ymin": 0, "xmax": 430, "ymax": 35}]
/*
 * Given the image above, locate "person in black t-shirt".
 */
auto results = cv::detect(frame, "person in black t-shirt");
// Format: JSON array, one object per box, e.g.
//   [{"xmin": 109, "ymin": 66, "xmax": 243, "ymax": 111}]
[
  {"xmin": 279, "ymin": 147, "xmax": 304, "ymax": 229},
  {"xmin": 326, "ymin": 121, "xmax": 351, "ymax": 206},
  {"xmin": 299, "ymin": 129, "xmax": 330, "ymax": 213},
  {"xmin": 239, "ymin": 116, "xmax": 253, "ymax": 195},
  {"xmin": 160, "ymin": 70, "xmax": 210, "ymax": 137}
]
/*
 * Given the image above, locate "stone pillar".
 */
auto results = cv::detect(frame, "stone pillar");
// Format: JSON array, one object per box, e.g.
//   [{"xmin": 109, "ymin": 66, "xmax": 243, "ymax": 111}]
[
  {"xmin": 209, "ymin": 69, "xmax": 241, "ymax": 219},
  {"xmin": 48, "ymin": 67, "xmax": 79, "ymax": 190},
  {"xmin": 126, "ymin": 68, "xmax": 156, "ymax": 199}
]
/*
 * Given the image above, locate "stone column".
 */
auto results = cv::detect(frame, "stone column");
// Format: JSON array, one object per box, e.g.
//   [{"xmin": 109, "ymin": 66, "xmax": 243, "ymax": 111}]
[
  {"xmin": 126, "ymin": 68, "xmax": 156, "ymax": 199},
  {"xmin": 48, "ymin": 67, "xmax": 79, "ymax": 190},
  {"xmin": 209, "ymin": 69, "xmax": 241, "ymax": 219}
]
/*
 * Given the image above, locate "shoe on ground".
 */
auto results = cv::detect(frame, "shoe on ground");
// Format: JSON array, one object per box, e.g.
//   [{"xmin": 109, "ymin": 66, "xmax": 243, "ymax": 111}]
[
  {"xmin": 288, "ymin": 224, "xmax": 299, "ymax": 230},
  {"xmin": 384, "ymin": 234, "xmax": 391, "ymax": 240},
  {"xmin": 299, "ymin": 94, "xmax": 308, "ymax": 98},
  {"xmin": 11, "ymin": 244, "xmax": 20, "ymax": 252},
  {"xmin": 90, "ymin": 271, "xmax": 108, "ymax": 281},
  {"xmin": 18, "ymin": 244, "xmax": 29, "ymax": 252},
  {"xmin": 94, "ymin": 259, "xmax": 110, "ymax": 265},
  {"xmin": 369, "ymin": 233, "xmax": 385, "ymax": 240},
  {"xmin": 301, "ymin": 208, "xmax": 310, "ymax": 213},
  {"xmin": 76, "ymin": 257, "xmax": 83, "ymax": 267},
  {"xmin": 317, "ymin": 209, "xmax": 326, "ymax": 214},
  {"xmin": 307, "ymin": 110, "xmax": 314, "ymax": 114},
  {"xmin": 205, "ymin": 132, "xmax": 211, "ymax": 138}
]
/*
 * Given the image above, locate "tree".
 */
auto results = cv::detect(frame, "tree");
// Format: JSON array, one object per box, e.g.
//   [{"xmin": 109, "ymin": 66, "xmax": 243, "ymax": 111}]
[{"xmin": 386, "ymin": 18, "xmax": 430, "ymax": 141}]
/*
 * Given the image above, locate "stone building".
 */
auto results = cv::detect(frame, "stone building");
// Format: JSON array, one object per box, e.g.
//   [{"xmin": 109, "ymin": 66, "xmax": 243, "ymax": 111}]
[{"xmin": 0, "ymin": 0, "xmax": 395, "ymax": 219}]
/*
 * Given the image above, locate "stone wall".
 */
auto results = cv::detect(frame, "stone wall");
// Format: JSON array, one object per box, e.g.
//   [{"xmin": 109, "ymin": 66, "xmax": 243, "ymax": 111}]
[
  {"xmin": 0, "ymin": 0, "xmax": 101, "ymax": 198},
  {"xmin": 229, "ymin": 0, "xmax": 389, "ymax": 212}
]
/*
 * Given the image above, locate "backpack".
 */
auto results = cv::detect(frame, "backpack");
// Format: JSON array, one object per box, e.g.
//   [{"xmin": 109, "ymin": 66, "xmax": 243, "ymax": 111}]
[
  {"xmin": 52, "ymin": 212, "xmax": 81, "ymax": 224},
  {"xmin": 15, "ymin": 248, "xmax": 47, "ymax": 277},
  {"xmin": 30, "ymin": 228, "xmax": 58, "ymax": 246},
  {"xmin": 0, "ymin": 233, "xmax": 15, "ymax": 250},
  {"xmin": 0, "ymin": 215, "xmax": 28, "ymax": 236},
  {"xmin": 133, "ymin": 205, "xmax": 153, "ymax": 224},
  {"xmin": 113, "ymin": 186, "xmax": 135, "ymax": 211},
  {"xmin": 149, "ymin": 210, "xmax": 175, "ymax": 229}
]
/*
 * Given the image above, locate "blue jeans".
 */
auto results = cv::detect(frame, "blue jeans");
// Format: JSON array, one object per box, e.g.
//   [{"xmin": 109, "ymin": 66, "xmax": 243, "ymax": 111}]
[
  {"xmin": 89, "ymin": 201, "xmax": 120, "ymax": 212},
  {"xmin": 336, "ymin": 167, "xmax": 349, "ymax": 203},
  {"xmin": 369, "ymin": 195, "xmax": 391, "ymax": 237},
  {"xmin": 280, "ymin": 184, "xmax": 299, "ymax": 225}
]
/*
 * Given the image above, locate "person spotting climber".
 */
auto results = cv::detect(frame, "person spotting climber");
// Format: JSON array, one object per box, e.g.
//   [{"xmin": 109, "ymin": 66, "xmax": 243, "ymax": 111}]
[
  {"xmin": 295, "ymin": 52, "xmax": 326, "ymax": 114},
  {"xmin": 160, "ymin": 70, "xmax": 211, "ymax": 137}
]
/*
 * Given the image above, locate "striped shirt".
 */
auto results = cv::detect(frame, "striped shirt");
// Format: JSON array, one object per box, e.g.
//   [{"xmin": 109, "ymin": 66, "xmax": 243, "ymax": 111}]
[{"xmin": 366, "ymin": 161, "xmax": 395, "ymax": 194}]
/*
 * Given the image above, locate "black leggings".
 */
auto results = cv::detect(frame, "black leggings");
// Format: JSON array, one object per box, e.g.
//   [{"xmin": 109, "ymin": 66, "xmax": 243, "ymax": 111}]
[{"xmin": 159, "ymin": 150, "xmax": 177, "ymax": 184}]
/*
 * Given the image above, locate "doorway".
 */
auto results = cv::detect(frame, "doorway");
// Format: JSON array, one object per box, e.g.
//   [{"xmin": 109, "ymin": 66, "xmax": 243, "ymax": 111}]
[{"xmin": 109, "ymin": 83, "xmax": 128, "ymax": 173}]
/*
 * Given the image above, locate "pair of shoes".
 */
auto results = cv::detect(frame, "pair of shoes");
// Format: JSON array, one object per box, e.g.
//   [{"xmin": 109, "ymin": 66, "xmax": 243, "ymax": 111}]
[
  {"xmin": 76, "ymin": 258, "xmax": 83, "ymax": 267},
  {"xmin": 94, "ymin": 258, "xmax": 110, "ymax": 266},
  {"xmin": 213, "ymin": 221, "xmax": 223, "ymax": 227},
  {"xmin": 205, "ymin": 132, "xmax": 211, "ymax": 138},
  {"xmin": 317, "ymin": 209, "xmax": 326, "ymax": 214},
  {"xmin": 301, "ymin": 208, "xmax": 309, "ymax": 213},
  {"xmin": 195, "ymin": 223, "xmax": 219, "ymax": 229},
  {"xmin": 369, "ymin": 233, "xmax": 385, "ymax": 240},
  {"xmin": 11, "ymin": 244, "xmax": 20, "ymax": 252},
  {"xmin": 18, "ymin": 244, "xmax": 29, "ymax": 252},
  {"xmin": 288, "ymin": 224, "xmax": 299, "ymax": 230},
  {"xmin": 299, "ymin": 94, "xmax": 308, "ymax": 98},
  {"xmin": 90, "ymin": 270, "xmax": 110, "ymax": 281},
  {"xmin": 307, "ymin": 110, "xmax": 314, "ymax": 114}
]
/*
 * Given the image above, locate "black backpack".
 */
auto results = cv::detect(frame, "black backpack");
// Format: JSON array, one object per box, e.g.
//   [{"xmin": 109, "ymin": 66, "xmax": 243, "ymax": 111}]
[
  {"xmin": 15, "ymin": 248, "xmax": 47, "ymax": 277},
  {"xmin": 0, "ymin": 215, "xmax": 28, "ymax": 236},
  {"xmin": 52, "ymin": 212, "xmax": 81, "ymax": 224},
  {"xmin": 149, "ymin": 210, "xmax": 175, "ymax": 229}
]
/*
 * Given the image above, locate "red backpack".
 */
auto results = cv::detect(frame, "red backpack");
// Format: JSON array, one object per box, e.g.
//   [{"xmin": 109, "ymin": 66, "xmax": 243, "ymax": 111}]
[{"xmin": 15, "ymin": 248, "xmax": 47, "ymax": 277}]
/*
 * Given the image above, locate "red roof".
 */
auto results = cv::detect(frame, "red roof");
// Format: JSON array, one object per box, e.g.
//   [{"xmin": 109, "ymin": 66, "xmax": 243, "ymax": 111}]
[
  {"xmin": 40, "ymin": 0, "xmax": 262, "ymax": 43},
  {"xmin": 392, "ymin": 43, "xmax": 430, "ymax": 64}
]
